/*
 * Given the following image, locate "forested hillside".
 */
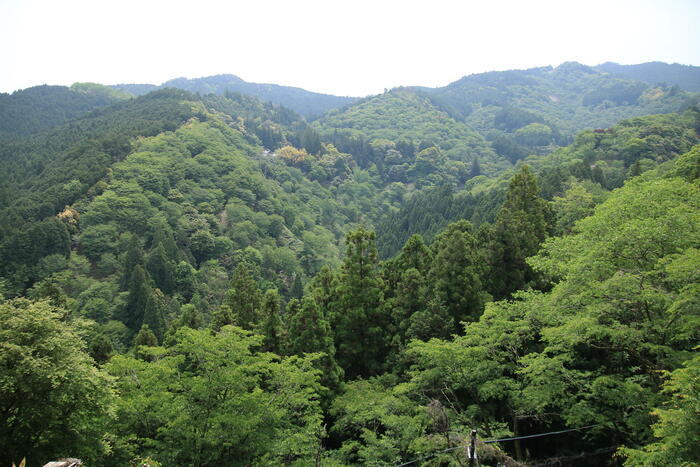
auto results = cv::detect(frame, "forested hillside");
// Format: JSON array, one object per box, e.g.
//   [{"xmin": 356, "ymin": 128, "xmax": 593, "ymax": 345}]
[
  {"xmin": 429, "ymin": 62, "xmax": 694, "ymax": 135},
  {"xmin": 376, "ymin": 109, "xmax": 700, "ymax": 256},
  {"xmin": 0, "ymin": 83, "xmax": 130, "ymax": 138},
  {"xmin": 596, "ymin": 61, "xmax": 700, "ymax": 92},
  {"xmin": 112, "ymin": 74, "xmax": 358, "ymax": 118},
  {"xmin": 1, "ymin": 64, "xmax": 699, "ymax": 466}
]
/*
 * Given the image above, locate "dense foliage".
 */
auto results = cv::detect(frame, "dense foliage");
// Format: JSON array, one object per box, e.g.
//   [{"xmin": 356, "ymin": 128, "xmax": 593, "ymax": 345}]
[
  {"xmin": 0, "ymin": 66, "xmax": 698, "ymax": 465},
  {"xmin": 0, "ymin": 83, "xmax": 129, "ymax": 138},
  {"xmin": 596, "ymin": 61, "xmax": 700, "ymax": 93},
  {"xmin": 112, "ymin": 74, "xmax": 357, "ymax": 118}
]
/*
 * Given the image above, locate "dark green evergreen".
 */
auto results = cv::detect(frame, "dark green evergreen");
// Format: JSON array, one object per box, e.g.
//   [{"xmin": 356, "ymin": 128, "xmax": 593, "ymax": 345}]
[
  {"xmin": 489, "ymin": 165, "xmax": 549, "ymax": 299},
  {"xmin": 122, "ymin": 265, "xmax": 151, "ymax": 333},
  {"xmin": 146, "ymin": 242, "xmax": 175, "ymax": 294},
  {"xmin": 224, "ymin": 263, "xmax": 263, "ymax": 330},
  {"xmin": 260, "ymin": 289, "xmax": 283, "ymax": 354},
  {"xmin": 332, "ymin": 227, "xmax": 387, "ymax": 379},
  {"xmin": 429, "ymin": 220, "xmax": 485, "ymax": 327}
]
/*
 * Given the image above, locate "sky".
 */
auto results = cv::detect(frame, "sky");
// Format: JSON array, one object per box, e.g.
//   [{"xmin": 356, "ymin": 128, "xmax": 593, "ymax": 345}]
[{"xmin": 1, "ymin": 0, "xmax": 699, "ymax": 97}]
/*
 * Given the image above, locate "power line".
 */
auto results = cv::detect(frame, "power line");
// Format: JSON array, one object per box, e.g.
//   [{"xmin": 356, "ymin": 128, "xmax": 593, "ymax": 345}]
[
  {"xmin": 394, "ymin": 424, "xmax": 602, "ymax": 467},
  {"xmin": 483, "ymin": 424, "xmax": 600, "ymax": 444}
]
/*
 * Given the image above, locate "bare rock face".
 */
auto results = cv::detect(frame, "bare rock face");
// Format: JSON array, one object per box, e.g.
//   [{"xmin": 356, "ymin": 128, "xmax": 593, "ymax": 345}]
[{"xmin": 43, "ymin": 459, "xmax": 82, "ymax": 467}]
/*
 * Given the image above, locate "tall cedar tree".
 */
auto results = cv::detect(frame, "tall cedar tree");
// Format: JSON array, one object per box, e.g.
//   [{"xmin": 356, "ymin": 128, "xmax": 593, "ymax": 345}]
[
  {"xmin": 287, "ymin": 296, "xmax": 343, "ymax": 396},
  {"xmin": 146, "ymin": 242, "xmax": 175, "ymax": 294},
  {"xmin": 310, "ymin": 265, "xmax": 337, "ymax": 313},
  {"xmin": 429, "ymin": 220, "xmax": 484, "ymax": 328},
  {"xmin": 260, "ymin": 289, "xmax": 283, "ymax": 354},
  {"xmin": 332, "ymin": 227, "xmax": 386, "ymax": 379},
  {"xmin": 142, "ymin": 288, "xmax": 166, "ymax": 342},
  {"xmin": 151, "ymin": 222, "xmax": 179, "ymax": 260},
  {"xmin": 224, "ymin": 263, "xmax": 262, "ymax": 330},
  {"xmin": 123, "ymin": 264, "xmax": 152, "ymax": 333},
  {"xmin": 380, "ymin": 234, "xmax": 431, "ymax": 308},
  {"xmin": 489, "ymin": 165, "xmax": 549, "ymax": 299},
  {"xmin": 121, "ymin": 236, "xmax": 144, "ymax": 289}
]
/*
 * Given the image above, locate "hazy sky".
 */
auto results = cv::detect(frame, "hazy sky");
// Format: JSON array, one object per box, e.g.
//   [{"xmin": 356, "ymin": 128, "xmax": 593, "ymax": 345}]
[{"xmin": 1, "ymin": 0, "xmax": 699, "ymax": 96}]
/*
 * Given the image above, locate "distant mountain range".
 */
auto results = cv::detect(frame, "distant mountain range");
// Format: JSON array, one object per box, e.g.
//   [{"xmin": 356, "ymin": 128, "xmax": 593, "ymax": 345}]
[
  {"xmin": 595, "ymin": 61, "xmax": 700, "ymax": 92},
  {"xmin": 1, "ymin": 61, "xmax": 697, "ymax": 142},
  {"xmin": 111, "ymin": 74, "xmax": 358, "ymax": 118}
]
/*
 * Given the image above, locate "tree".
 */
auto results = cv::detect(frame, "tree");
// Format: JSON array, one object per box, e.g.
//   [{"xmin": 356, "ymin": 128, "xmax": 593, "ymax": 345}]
[
  {"xmin": 332, "ymin": 227, "xmax": 387, "ymax": 379},
  {"xmin": 260, "ymin": 289, "xmax": 283, "ymax": 354},
  {"xmin": 551, "ymin": 179, "xmax": 596, "ymax": 235},
  {"xmin": 151, "ymin": 222, "xmax": 179, "ymax": 260},
  {"xmin": 469, "ymin": 156, "xmax": 482, "ymax": 178},
  {"xmin": 429, "ymin": 220, "xmax": 485, "ymax": 327},
  {"xmin": 287, "ymin": 296, "xmax": 343, "ymax": 397},
  {"xmin": 134, "ymin": 323, "xmax": 158, "ymax": 347},
  {"xmin": 123, "ymin": 265, "xmax": 152, "ymax": 333},
  {"xmin": 146, "ymin": 242, "xmax": 175, "ymax": 294},
  {"xmin": 224, "ymin": 263, "xmax": 262, "ymax": 330},
  {"xmin": 121, "ymin": 235, "xmax": 144, "ymax": 289},
  {"xmin": 406, "ymin": 298, "xmax": 454, "ymax": 342},
  {"xmin": 177, "ymin": 303, "xmax": 202, "ymax": 330},
  {"xmin": 489, "ymin": 165, "xmax": 549, "ymax": 299},
  {"xmin": 290, "ymin": 274, "xmax": 304, "ymax": 300},
  {"xmin": 210, "ymin": 305, "xmax": 234, "ymax": 332},
  {"xmin": 0, "ymin": 299, "xmax": 114, "ymax": 466},
  {"xmin": 174, "ymin": 261, "xmax": 197, "ymax": 301},
  {"xmin": 142, "ymin": 289, "xmax": 166, "ymax": 342},
  {"xmin": 105, "ymin": 327, "xmax": 324, "ymax": 465},
  {"xmin": 621, "ymin": 354, "xmax": 700, "ymax": 466}
]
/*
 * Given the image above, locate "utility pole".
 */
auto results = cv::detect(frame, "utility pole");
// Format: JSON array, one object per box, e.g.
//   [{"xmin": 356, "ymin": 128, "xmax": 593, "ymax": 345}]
[{"xmin": 468, "ymin": 429, "xmax": 477, "ymax": 467}]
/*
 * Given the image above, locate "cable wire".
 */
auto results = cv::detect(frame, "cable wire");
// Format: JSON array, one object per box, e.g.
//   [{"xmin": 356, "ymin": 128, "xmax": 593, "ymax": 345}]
[
  {"xmin": 394, "ymin": 424, "xmax": 602, "ymax": 466},
  {"xmin": 483, "ymin": 424, "xmax": 600, "ymax": 444}
]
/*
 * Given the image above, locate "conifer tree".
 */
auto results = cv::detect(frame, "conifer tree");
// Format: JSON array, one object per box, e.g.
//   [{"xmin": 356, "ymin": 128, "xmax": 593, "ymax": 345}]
[
  {"xmin": 152, "ymin": 222, "xmax": 179, "ymax": 260},
  {"xmin": 146, "ymin": 242, "xmax": 175, "ymax": 294},
  {"xmin": 429, "ymin": 220, "xmax": 484, "ymax": 327},
  {"xmin": 224, "ymin": 263, "xmax": 262, "ymax": 330},
  {"xmin": 121, "ymin": 235, "xmax": 144, "ymax": 289},
  {"xmin": 396, "ymin": 234, "xmax": 431, "ymax": 275},
  {"xmin": 332, "ymin": 227, "xmax": 387, "ymax": 378},
  {"xmin": 134, "ymin": 323, "xmax": 158, "ymax": 347},
  {"xmin": 174, "ymin": 261, "xmax": 197, "ymax": 301},
  {"xmin": 392, "ymin": 268, "xmax": 428, "ymax": 342},
  {"xmin": 469, "ymin": 156, "xmax": 482, "ymax": 178},
  {"xmin": 142, "ymin": 289, "xmax": 166, "ymax": 342},
  {"xmin": 260, "ymin": 289, "xmax": 283, "ymax": 354},
  {"xmin": 211, "ymin": 305, "xmax": 234, "ymax": 332},
  {"xmin": 489, "ymin": 165, "xmax": 549, "ymax": 299},
  {"xmin": 406, "ymin": 298, "xmax": 454, "ymax": 341},
  {"xmin": 310, "ymin": 265, "xmax": 337, "ymax": 313},
  {"xmin": 123, "ymin": 265, "xmax": 151, "ymax": 332},
  {"xmin": 178, "ymin": 303, "xmax": 202, "ymax": 330},
  {"xmin": 288, "ymin": 296, "xmax": 343, "ymax": 394}
]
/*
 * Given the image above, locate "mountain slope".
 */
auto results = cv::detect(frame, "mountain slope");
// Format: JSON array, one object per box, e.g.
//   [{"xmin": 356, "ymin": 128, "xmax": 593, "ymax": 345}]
[
  {"xmin": 315, "ymin": 88, "xmax": 507, "ymax": 176},
  {"xmin": 429, "ymin": 62, "xmax": 695, "ymax": 137},
  {"xmin": 596, "ymin": 61, "xmax": 700, "ymax": 92},
  {"xmin": 0, "ymin": 83, "xmax": 130, "ymax": 138},
  {"xmin": 112, "ymin": 74, "xmax": 357, "ymax": 117}
]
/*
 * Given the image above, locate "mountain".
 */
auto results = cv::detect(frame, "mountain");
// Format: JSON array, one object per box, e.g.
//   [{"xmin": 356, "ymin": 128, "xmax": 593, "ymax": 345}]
[
  {"xmin": 596, "ymin": 61, "xmax": 700, "ymax": 92},
  {"xmin": 0, "ymin": 83, "xmax": 130, "ymax": 138},
  {"xmin": 1, "ymin": 65, "xmax": 699, "ymax": 466},
  {"xmin": 311, "ymin": 63, "xmax": 696, "ymax": 186},
  {"xmin": 376, "ymin": 108, "xmax": 700, "ymax": 256},
  {"xmin": 315, "ymin": 88, "xmax": 507, "ymax": 176},
  {"xmin": 112, "ymin": 74, "xmax": 358, "ymax": 117},
  {"xmin": 427, "ymin": 61, "xmax": 694, "ymax": 137}
]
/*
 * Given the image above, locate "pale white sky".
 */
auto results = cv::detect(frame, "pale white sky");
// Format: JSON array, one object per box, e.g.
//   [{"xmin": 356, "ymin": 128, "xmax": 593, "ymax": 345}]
[{"xmin": 1, "ymin": 0, "xmax": 698, "ymax": 97}]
